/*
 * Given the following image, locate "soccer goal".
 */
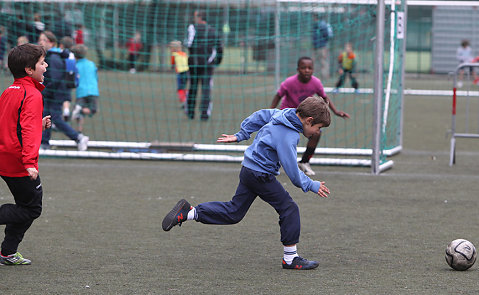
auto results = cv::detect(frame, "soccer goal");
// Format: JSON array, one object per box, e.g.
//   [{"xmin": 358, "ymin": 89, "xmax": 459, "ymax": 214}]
[{"xmin": 0, "ymin": 0, "xmax": 405, "ymax": 174}]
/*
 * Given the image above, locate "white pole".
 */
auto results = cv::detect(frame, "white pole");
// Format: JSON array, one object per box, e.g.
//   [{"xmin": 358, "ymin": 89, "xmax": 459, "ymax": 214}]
[
  {"xmin": 372, "ymin": 0, "xmax": 385, "ymax": 174},
  {"xmin": 382, "ymin": 0, "xmax": 396, "ymax": 133},
  {"xmin": 399, "ymin": 2, "xmax": 407, "ymax": 149}
]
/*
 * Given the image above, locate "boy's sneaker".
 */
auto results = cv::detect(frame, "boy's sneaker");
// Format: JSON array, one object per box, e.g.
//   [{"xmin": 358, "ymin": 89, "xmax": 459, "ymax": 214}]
[
  {"xmin": 162, "ymin": 199, "xmax": 191, "ymax": 231},
  {"xmin": 40, "ymin": 143, "xmax": 51, "ymax": 150},
  {"xmin": 0, "ymin": 252, "xmax": 31, "ymax": 265},
  {"xmin": 72, "ymin": 104, "xmax": 82, "ymax": 121},
  {"xmin": 298, "ymin": 162, "xmax": 316, "ymax": 176},
  {"xmin": 282, "ymin": 256, "xmax": 319, "ymax": 270},
  {"xmin": 331, "ymin": 88, "xmax": 339, "ymax": 94},
  {"xmin": 77, "ymin": 134, "xmax": 89, "ymax": 151}
]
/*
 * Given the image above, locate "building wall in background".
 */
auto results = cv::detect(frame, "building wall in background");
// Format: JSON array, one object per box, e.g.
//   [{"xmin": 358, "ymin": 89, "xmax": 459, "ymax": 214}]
[{"xmin": 432, "ymin": 6, "xmax": 479, "ymax": 74}]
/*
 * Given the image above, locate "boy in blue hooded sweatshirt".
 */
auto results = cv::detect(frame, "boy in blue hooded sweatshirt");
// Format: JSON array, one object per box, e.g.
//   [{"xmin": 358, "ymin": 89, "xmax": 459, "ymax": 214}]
[{"xmin": 162, "ymin": 95, "xmax": 331, "ymax": 270}]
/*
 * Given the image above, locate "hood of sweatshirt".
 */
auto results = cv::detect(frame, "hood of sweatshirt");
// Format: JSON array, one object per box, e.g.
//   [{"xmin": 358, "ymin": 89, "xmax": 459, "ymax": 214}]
[
  {"xmin": 238, "ymin": 108, "xmax": 321, "ymax": 194},
  {"xmin": 48, "ymin": 47, "xmax": 70, "ymax": 59},
  {"xmin": 271, "ymin": 108, "xmax": 303, "ymax": 133}
]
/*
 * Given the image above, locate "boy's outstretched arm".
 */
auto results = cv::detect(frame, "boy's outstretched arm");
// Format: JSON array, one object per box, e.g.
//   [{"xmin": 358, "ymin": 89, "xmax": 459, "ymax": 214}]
[
  {"xmin": 270, "ymin": 93, "xmax": 281, "ymax": 108},
  {"xmin": 234, "ymin": 109, "xmax": 278, "ymax": 142},
  {"xmin": 217, "ymin": 134, "xmax": 237, "ymax": 143},
  {"xmin": 323, "ymin": 95, "xmax": 350, "ymax": 118}
]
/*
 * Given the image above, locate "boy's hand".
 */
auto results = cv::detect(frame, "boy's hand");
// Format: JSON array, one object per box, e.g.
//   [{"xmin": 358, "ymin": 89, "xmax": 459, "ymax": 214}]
[
  {"xmin": 42, "ymin": 115, "xmax": 52, "ymax": 131},
  {"xmin": 26, "ymin": 167, "xmax": 38, "ymax": 180},
  {"xmin": 217, "ymin": 134, "xmax": 237, "ymax": 143},
  {"xmin": 336, "ymin": 111, "xmax": 350, "ymax": 119},
  {"xmin": 317, "ymin": 181, "xmax": 330, "ymax": 198}
]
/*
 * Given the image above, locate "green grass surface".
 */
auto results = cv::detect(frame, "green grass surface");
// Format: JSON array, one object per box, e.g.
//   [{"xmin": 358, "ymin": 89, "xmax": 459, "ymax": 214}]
[{"xmin": 2, "ymin": 74, "xmax": 479, "ymax": 294}]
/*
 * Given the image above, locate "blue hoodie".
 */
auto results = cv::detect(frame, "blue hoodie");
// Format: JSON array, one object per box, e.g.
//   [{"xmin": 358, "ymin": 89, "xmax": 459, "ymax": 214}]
[
  {"xmin": 235, "ymin": 108, "xmax": 322, "ymax": 194},
  {"xmin": 76, "ymin": 58, "xmax": 99, "ymax": 98}
]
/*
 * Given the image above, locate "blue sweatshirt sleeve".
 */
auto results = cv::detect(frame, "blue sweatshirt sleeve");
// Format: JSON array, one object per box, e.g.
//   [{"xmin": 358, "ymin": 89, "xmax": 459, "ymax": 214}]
[
  {"xmin": 234, "ymin": 109, "xmax": 278, "ymax": 142},
  {"xmin": 277, "ymin": 134, "xmax": 322, "ymax": 194}
]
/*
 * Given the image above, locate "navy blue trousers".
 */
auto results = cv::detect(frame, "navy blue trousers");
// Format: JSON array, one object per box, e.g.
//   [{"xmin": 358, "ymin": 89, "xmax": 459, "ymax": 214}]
[
  {"xmin": 42, "ymin": 101, "xmax": 80, "ymax": 145},
  {"xmin": 196, "ymin": 166, "xmax": 301, "ymax": 245},
  {"xmin": 187, "ymin": 64, "xmax": 214, "ymax": 120}
]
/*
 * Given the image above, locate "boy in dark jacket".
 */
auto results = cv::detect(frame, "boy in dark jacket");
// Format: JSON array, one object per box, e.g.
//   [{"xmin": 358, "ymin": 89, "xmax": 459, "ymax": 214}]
[
  {"xmin": 38, "ymin": 31, "xmax": 89, "ymax": 151},
  {"xmin": 185, "ymin": 10, "xmax": 223, "ymax": 120}
]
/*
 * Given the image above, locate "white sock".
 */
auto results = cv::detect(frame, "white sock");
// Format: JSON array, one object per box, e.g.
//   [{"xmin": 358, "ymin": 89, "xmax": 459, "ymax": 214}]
[
  {"xmin": 187, "ymin": 207, "xmax": 196, "ymax": 221},
  {"xmin": 63, "ymin": 108, "xmax": 70, "ymax": 116},
  {"xmin": 283, "ymin": 245, "xmax": 299, "ymax": 264}
]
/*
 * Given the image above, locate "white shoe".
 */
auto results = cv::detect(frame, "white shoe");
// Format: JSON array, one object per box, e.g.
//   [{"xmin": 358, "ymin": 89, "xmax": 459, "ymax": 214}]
[
  {"xmin": 298, "ymin": 162, "xmax": 315, "ymax": 176},
  {"xmin": 72, "ymin": 104, "xmax": 82, "ymax": 121},
  {"xmin": 129, "ymin": 68, "xmax": 136, "ymax": 74},
  {"xmin": 77, "ymin": 134, "xmax": 89, "ymax": 151}
]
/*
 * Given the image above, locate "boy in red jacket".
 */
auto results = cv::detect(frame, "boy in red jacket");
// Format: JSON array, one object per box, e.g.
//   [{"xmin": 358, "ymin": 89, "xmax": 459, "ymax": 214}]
[{"xmin": 0, "ymin": 43, "xmax": 51, "ymax": 265}]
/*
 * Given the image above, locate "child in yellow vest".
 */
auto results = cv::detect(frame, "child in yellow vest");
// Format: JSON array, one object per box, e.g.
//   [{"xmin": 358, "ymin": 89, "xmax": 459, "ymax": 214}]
[
  {"xmin": 333, "ymin": 42, "xmax": 359, "ymax": 93},
  {"xmin": 169, "ymin": 41, "xmax": 189, "ymax": 107}
]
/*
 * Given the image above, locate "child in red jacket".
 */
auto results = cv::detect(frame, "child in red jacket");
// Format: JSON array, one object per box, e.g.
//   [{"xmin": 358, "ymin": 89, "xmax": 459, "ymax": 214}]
[
  {"xmin": 0, "ymin": 43, "xmax": 51, "ymax": 265},
  {"xmin": 126, "ymin": 31, "xmax": 142, "ymax": 74}
]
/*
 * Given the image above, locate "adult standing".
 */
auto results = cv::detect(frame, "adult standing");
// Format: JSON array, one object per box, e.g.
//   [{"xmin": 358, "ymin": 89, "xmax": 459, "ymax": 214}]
[
  {"xmin": 185, "ymin": 10, "xmax": 223, "ymax": 120},
  {"xmin": 312, "ymin": 14, "xmax": 333, "ymax": 80}
]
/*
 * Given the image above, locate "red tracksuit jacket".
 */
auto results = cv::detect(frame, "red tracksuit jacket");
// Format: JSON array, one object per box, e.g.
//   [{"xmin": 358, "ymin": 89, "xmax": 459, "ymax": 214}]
[{"xmin": 0, "ymin": 76, "xmax": 45, "ymax": 177}]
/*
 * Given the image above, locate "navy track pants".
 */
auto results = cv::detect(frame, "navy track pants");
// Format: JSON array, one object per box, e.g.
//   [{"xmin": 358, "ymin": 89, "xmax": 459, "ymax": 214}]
[{"xmin": 195, "ymin": 166, "xmax": 301, "ymax": 245}]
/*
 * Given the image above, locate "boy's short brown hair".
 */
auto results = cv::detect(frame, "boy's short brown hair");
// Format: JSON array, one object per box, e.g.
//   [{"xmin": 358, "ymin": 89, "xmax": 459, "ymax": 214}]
[
  {"xmin": 8, "ymin": 43, "xmax": 46, "ymax": 79},
  {"xmin": 296, "ymin": 94, "xmax": 331, "ymax": 127},
  {"xmin": 71, "ymin": 44, "xmax": 88, "ymax": 59},
  {"xmin": 60, "ymin": 36, "xmax": 74, "ymax": 49}
]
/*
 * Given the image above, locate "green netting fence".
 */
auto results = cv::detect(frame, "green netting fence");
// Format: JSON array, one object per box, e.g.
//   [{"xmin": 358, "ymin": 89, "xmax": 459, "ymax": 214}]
[{"xmin": 0, "ymin": 0, "xmax": 405, "ymax": 172}]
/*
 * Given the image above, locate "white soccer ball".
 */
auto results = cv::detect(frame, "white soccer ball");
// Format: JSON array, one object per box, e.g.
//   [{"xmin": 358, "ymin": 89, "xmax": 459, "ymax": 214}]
[{"xmin": 445, "ymin": 239, "xmax": 477, "ymax": 271}]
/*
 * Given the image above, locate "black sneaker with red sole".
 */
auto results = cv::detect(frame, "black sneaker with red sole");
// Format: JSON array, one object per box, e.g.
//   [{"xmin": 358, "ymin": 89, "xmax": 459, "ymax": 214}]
[
  {"xmin": 162, "ymin": 199, "xmax": 191, "ymax": 231},
  {"xmin": 282, "ymin": 256, "xmax": 319, "ymax": 270}
]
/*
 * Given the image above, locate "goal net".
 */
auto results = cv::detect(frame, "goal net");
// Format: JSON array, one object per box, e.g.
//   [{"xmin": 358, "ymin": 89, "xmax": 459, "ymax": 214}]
[{"xmin": 0, "ymin": 0, "xmax": 405, "ymax": 172}]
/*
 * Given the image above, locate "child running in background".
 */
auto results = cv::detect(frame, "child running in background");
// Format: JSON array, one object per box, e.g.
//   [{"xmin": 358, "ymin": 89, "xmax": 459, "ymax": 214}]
[
  {"xmin": 59, "ymin": 36, "xmax": 78, "ymax": 122},
  {"xmin": 271, "ymin": 56, "xmax": 350, "ymax": 176},
  {"xmin": 169, "ymin": 40, "xmax": 189, "ymax": 108},
  {"xmin": 126, "ymin": 31, "xmax": 142, "ymax": 74},
  {"xmin": 163, "ymin": 95, "xmax": 331, "ymax": 270},
  {"xmin": 457, "ymin": 40, "xmax": 479, "ymax": 87},
  {"xmin": 333, "ymin": 42, "xmax": 359, "ymax": 93},
  {"xmin": 71, "ymin": 44, "xmax": 99, "ymax": 133},
  {"xmin": 0, "ymin": 43, "xmax": 51, "ymax": 265}
]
